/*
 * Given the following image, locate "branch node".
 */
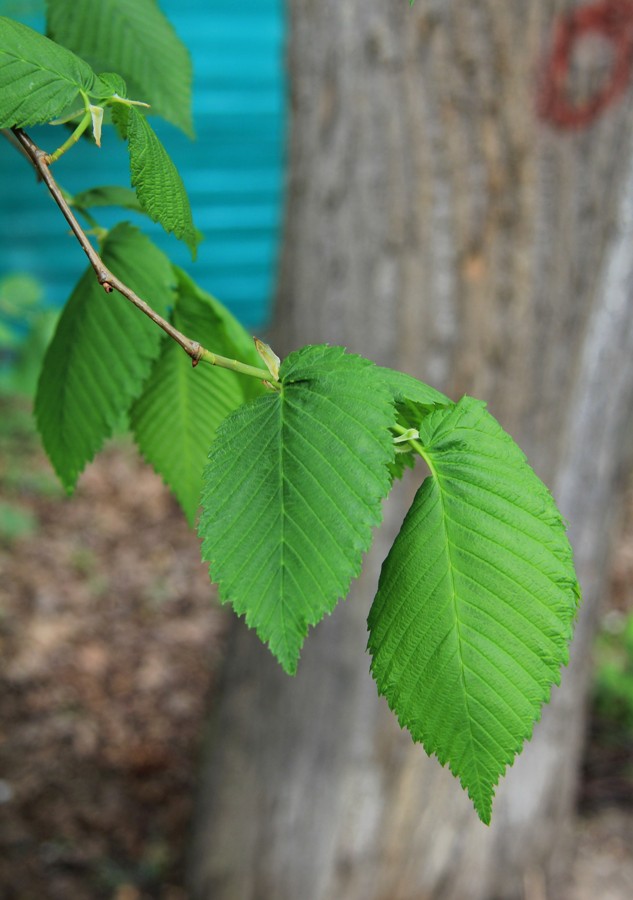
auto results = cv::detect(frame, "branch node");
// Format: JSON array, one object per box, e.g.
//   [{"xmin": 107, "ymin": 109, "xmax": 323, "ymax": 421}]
[{"xmin": 6, "ymin": 129, "xmax": 267, "ymax": 385}]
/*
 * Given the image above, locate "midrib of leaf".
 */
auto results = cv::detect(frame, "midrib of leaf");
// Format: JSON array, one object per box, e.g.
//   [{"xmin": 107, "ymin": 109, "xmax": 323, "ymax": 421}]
[
  {"xmin": 416, "ymin": 446, "xmax": 490, "ymax": 808},
  {"xmin": 277, "ymin": 394, "xmax": 288, "ymax": 659},
  {"xmin": 441, "ymin": 477, "xmax": 560, "ymax": 565},
  {"xmin": 2, "ymin": 48, "xmax": 84, "ymax": 85},
  {"xmin": 247, "ymin": 400, "xmax": 317, "ymax": 665},
  {"xmin": 283, "ymin": 433, "xmax": 366, "ymax": 558},
  {"xmin": 200, "ymin": 345, "xmax": 397, "ymax": 673},
  {"xmin": 114, "ymin": 105, "xmax": 197, "ymax": 255},
  {"xmin": 294, "ymin": 389, "xmax": 385, "ymax": 519}
]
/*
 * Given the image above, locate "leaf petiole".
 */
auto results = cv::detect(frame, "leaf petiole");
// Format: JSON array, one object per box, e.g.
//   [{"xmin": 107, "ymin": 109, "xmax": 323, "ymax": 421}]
[
  {"xmin": 107, "ymin": 95, "xmax": 151, "ymax": 110},
  {"xmin": 50, "ymin": 106, "xmax": 87, "ymax": 125},
  {"xmin": 198, "ymin": 346, "xmax": 277, "ymax": 384},
  {"xmin": 46, "ymin": 103, "xmax": 92, "ymax": 164}
]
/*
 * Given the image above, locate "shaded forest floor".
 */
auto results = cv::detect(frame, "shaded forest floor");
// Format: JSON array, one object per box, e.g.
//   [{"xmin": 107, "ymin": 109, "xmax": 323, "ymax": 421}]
[{"xmin": 1, "ymin": 395, "xmax": 632, "ymax": 899}]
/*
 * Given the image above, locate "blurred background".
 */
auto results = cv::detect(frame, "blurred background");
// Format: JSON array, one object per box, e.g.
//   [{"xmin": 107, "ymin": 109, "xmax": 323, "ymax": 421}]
[
  {"xmin": 2, "ymin": 1, "xmax": 633, "ymax": 898},
  {"xmin": 0, "ymin": 0, "xmax": 285, "ymax": 332}
]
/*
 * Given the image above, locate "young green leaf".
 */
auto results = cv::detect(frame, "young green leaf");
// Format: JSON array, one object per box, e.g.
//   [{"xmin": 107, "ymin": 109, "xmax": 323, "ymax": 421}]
[
  {"xmin": 379, "ymin": 367, "xmax": 451, "ymax": 412},
  {"xmin": 35, "ymin": 223, "xmax": 175, "ymax": 492},
  {"xmin": 46, "ymin": 0, "xmax": 194, "ymax": 136},
  {"xmin": 378, "ymin": 366, "xmax": 453, "ymax": 480},
  {"xmin": 199, "ymin": 345, "xmax": 397, "ymax": 674},
  {"xmin": 92, "ymin": 71, "xmax": 128, "ymax": 100},
  {"xmin": 113, "ymin": 105, "xmax": 199, "ymax": 258},
  {"xmin": 367, "ymin": 397, "xmax": 580, "ymax": 824},
  {"xmin": 131, "ymin": 268, "xmax": 265, "ymax": 526},
  {"xmin": 0, "ymin": 17, "xmax": 96, "ymax": 128}
]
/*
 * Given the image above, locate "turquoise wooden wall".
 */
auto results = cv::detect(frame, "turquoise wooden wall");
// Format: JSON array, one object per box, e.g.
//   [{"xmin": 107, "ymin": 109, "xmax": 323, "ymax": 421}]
[{"xmin": 0, "ymin": 0, "xmax": 286, "ymax": 330}]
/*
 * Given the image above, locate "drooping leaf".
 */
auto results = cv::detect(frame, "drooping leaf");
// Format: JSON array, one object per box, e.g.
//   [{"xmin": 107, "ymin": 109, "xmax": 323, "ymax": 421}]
[
  {"xmin": 35, "ymin": 223, "xmax": 175, "ymax": 491},
  {"xmin": 0, "ymin": 16, "xmax": 96, "ymax": 128},
  {"xmin": 199, "ymin": 345, "xmax": 397, "ymax": 674},
  {"xmin": 113, "ymin": 105, "xmax": 198, "ymax": 257},
  {"xmin": 367, "ymin": 397, "xmax": 580, "ymax": 824},
  {"xmin": 131, "ymin": 268, "xmax": 264, "ymax": 526},
  {"xmin": 46, "ymin": 0, "xmax": 194, "ymax": 136}
]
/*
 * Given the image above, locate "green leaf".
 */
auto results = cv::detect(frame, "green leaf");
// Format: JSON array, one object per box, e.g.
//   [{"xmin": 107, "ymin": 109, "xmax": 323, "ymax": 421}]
[
  {"xmin": 0, "ymin": 320, "xmax": 18, "ymax": 346},
  {"xmin": 378, "ymin": 366, "xmax": 453, "ymax": 480},
  {"xmin": 71, "ymin": 185, "xmax": 144, "ymax": 214},
  {"xmin": 379, "ymin": 367, "xmax": 451, "ymax": 412},
  {"xmin": 131, "ymin": 268, "xmax": 264, "ymax": 526},
  {"xmin": 35, "ymin": 223, "xmax": 175, "ymax": 491},
  {"xmin": 367, "ymin": 397, "xmax": 580, "ymax": 824},
  {"xmin": 92, "ymin": 71, "xmax": 127, "ymax": 100},
  {"xmin": 46, "ymin": 0, "xmax": 194, "ymax": 136},
  {"xmin": 0, "ymin": 500, "xmax": 38, "ymax": 545},
  {"xmin": 0, "ymin": 16, "xmax": 96, "ymax": 128},
  {"xmin": 113, "ymin": 105, "xmax": 198, "ymax": 258},
  {"xmin": 199, "ymin": 345, "xmax": 397, "ymax": 674},
  {"xmin": 0, "ymin": 272, "xmax": 43, "ymax": 318}
]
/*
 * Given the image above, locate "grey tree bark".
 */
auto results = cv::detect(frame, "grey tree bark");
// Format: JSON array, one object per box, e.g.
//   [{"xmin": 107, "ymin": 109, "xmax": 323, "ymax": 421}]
[{"xmin": 189, "ymin": 2, "xmax": 633, "ymax": 897}]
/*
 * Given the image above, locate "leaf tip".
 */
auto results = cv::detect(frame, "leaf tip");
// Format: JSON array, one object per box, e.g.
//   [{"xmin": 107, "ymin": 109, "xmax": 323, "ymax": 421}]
[{"xmin": 279, "ymin": 655, "xmax": 299, "ymax": 676}]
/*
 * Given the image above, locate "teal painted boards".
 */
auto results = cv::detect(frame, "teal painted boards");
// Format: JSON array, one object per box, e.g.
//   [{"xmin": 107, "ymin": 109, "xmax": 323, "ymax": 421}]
[{"xmin": 0, "ymin": 0, "xmax": 286, "ymax": 330}]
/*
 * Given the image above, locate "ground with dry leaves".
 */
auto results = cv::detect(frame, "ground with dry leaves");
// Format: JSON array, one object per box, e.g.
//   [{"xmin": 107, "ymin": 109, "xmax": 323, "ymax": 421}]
[
  {"xmin": 0, "ymin": 397, "xmax": 225, "ymax": 898},
  {"xmin": 0, "ymin": 394, "xmax": 632, "ymax": 899}
]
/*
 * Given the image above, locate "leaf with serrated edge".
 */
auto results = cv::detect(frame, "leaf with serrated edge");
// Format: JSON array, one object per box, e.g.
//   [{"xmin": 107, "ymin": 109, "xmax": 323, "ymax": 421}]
[
  {"xmin": 46, "ymin": 0, "xmax": 193, "ymax": 136},
  {"xmin": 199, "ymin": 345, "xmax": 396, "ymax": 674},
  {"xmin": 131, "ymin": 268, "xmax": 264, "ymax": 526},
  {"xmin": 368, "ymin": 397, "xmax": 580, "ymax": 824},
  {"xmin": 35, "ymin": 223, "xmax": 175, "ymax": 491},
  {"xmin": 0, "ymin": 17, "xmax": 96, "ymax": 128},
  {"xmin": 378, "ymin": 367, "xmax": 451, "ymax": 412},
  {"xmin": 113, "ymin": 105, "xmax": 198, "ymax": 257}
]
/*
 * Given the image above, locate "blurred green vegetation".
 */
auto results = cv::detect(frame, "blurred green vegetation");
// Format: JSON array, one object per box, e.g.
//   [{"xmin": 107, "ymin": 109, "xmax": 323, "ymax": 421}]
[
  {"xmin": 0, "ymin": 272, "xmax": 58, "ymax": 398},
  {"xmin": 0, "ymin": 499, "xmax": 38, "ymax": 545},
  {"xmin": 581, "ymin": 609, "xmax": 633, "ymax": 809},
  {"xmin": 593, "ymin": 611, "xmax": 633, "ymax": 739},
  {"xmin": 0, "ymin": 275, "xmax": 65, "ymax": 543}
]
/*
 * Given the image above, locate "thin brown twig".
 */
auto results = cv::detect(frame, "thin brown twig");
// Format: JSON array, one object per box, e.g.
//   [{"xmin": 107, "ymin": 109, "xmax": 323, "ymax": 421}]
[
  {"xmin": 11, "ymin": 127, "xmax": 199, "ymax": 359},
  {"xmin": 7, "ymin": 127, "xmax": 274, "ymax": 383}
]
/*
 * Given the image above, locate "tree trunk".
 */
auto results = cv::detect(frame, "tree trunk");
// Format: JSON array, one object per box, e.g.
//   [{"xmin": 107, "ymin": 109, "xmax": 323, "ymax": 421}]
[{"xmin": 188, "ymin": 2, "xmax": 633, "ymax": 897}]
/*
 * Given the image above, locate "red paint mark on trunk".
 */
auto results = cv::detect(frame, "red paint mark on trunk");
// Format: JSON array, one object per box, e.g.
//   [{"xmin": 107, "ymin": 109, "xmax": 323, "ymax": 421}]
[{"xmin": 538, "ymin": 0, "xmax": 633, "ymax": 129}]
